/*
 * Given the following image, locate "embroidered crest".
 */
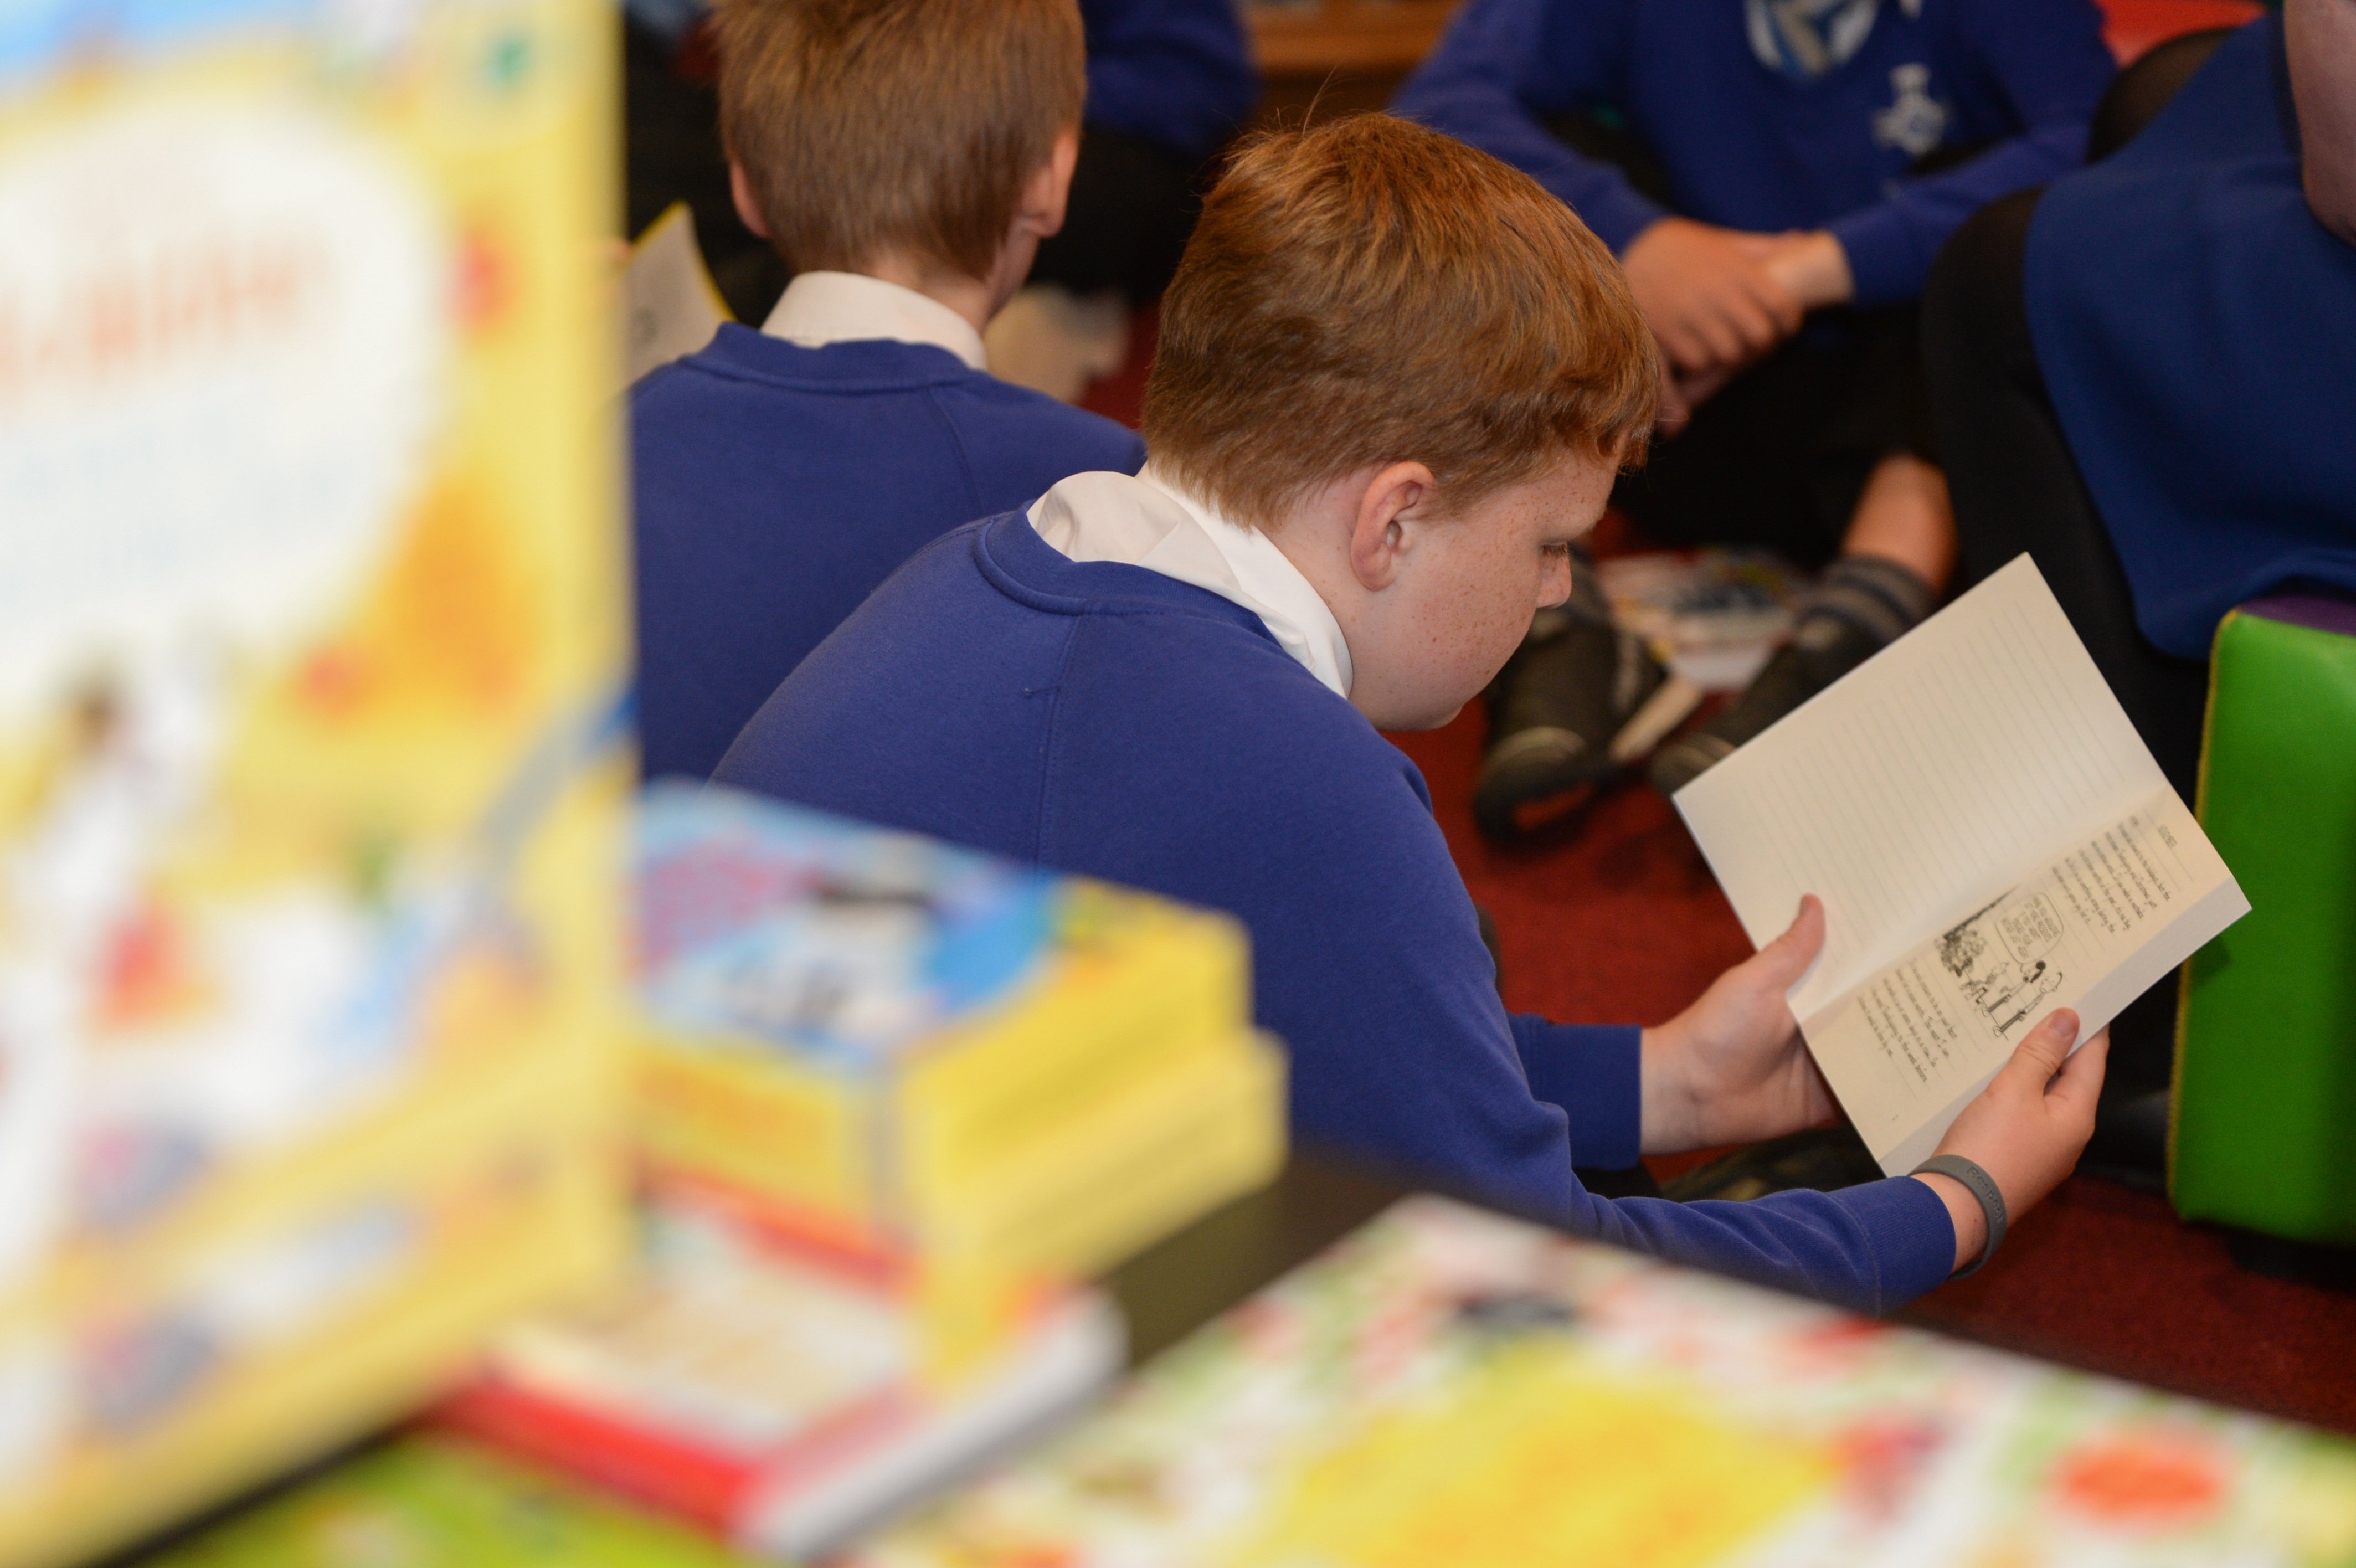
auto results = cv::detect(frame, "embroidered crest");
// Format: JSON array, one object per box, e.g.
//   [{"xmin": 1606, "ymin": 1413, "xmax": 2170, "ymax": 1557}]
[
  {"xmin": 1746, "ymin": 0, "xmax": 1880, "ymax": 80},
  {"xmin": 1872, "ymin": 63, "xmax": 1949, "ymax": 156}
]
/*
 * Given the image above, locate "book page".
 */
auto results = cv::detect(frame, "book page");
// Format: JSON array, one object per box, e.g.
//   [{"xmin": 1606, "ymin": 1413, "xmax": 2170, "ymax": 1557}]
[
  {"xmin": 1802, "ymin": 789, "xmax": 2246, "ymax": 1174},
  {"xmin": 1673, "ymin": 557, "xmax": 2173, "ymax": 1021},
  {"xmin": 623, "ymin": 202, "xmax": 729, "ymax": 387}
]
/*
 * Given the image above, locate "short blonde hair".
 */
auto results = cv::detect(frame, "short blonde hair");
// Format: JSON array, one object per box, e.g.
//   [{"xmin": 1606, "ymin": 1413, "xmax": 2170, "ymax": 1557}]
[
  {"xmin": 714, "ymin": 0, "xmax": 1085, "ymax": 281},
  {"xmin": 1143, "ymin": 115, "xmax": 1659, "ymax": 528}
]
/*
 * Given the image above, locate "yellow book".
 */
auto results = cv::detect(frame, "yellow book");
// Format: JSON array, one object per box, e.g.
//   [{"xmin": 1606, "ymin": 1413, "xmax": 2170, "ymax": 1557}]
[
  {"xmin": 0, "ymin": 2, "xmax": 629, "ymax": 1561},
  {"xmin": 634, "ymin": 785, "xmax": 1260, "ymax": 1239}
]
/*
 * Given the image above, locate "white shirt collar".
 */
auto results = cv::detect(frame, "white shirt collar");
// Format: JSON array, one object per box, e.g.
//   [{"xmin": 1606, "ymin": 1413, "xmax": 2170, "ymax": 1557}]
[
  {"xmin": 1027, "ymin": 464, "xmax": 1355, "ymax": 698},
  {"xmin": 760, "ymin": 270, "xmax": 988, "ymax": 372}
]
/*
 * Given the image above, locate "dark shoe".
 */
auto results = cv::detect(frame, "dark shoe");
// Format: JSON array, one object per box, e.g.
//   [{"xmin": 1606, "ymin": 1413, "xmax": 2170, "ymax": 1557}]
[
  {"xmin": 1647, "ymin": 614, "xmax": 1884, "ymax": 797},
  {"xmin": 1474, "ymin": 609, "xmax": 1700, "ymax": 842},
  {"xmin": 1660, "ymin": 1124, "xmax": 1885, "ymax": 1202}
]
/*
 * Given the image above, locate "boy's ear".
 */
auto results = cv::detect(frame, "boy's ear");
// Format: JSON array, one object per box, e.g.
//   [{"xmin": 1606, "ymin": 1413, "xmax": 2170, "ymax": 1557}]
[
  {"xmin": 1018, "ymin": 128, "xmax": 1082, "ymax": 240},
  {"xmin": 1348, "ymin": 462, "xmax": 1437, "ymax": 592},
  {"xmin": 729, "ymin": 161, "xmax": 771, "ymax": 241}
]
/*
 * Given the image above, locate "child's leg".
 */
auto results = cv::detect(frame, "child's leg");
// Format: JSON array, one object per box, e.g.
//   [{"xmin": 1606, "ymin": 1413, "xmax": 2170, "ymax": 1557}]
[
  {"xmin": 1645, "ymin": 458, "xmax": 1948, "ymax": 794},
  {"xmin": 1839, "ymin": 452, "xmax": 1954, "ymax": 589},
  {"xmin": 1643, "ymin": 307, "xmax": 1952, "ymax": 795}
]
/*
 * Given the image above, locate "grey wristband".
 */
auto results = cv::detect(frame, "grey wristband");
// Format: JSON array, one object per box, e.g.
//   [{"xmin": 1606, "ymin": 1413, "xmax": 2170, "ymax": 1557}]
[{"xmin": 1912, "ymin": 1154, "xmax": 2008, "ymax": 1277}]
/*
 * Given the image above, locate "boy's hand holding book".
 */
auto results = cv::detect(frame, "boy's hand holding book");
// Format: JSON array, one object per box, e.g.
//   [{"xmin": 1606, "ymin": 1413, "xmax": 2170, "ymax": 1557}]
[
  {"xmin": 1918, "ymin": 1010, "xmax": 2108, "ymax": 1273},
  {"xmin": 1641, "ymin": 892, "xmax": 2109, "ymax": 1276},
  {"xmin": 1639, "ymin": 895, "xmax": 1839, "ymax": 1155},
  {"xmin": 1668, "ymin": 558, "xmax": 2247, "ymax": 1276}
]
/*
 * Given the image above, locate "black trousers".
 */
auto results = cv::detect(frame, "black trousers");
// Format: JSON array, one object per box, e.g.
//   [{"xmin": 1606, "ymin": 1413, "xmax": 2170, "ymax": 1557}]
[
  {"xmin": 1613, "ymin": 309, "xmax": 1938, "ymax": 568},
  {"xmin": 1026, "ymin": 125, "xmax": 1206, "ymax": 305},
  {"xmin": 1917, "ymin": 32, "xmax": 2234, "ymax": 1123}
]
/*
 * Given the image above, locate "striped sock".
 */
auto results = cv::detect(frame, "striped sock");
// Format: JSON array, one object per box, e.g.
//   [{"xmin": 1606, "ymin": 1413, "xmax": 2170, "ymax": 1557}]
[{"xmin": 1791, "ymin": 554, "xmax": 1935, "ymax": 654}]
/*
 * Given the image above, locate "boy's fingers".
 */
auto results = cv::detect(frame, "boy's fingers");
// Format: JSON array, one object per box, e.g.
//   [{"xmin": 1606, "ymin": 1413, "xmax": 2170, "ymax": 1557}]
[
  {"xmin": 1721, "ymin": 294, "xmax": 1778, "ymax": 354},
  {"xmin": 1692, "ymin": 309, "xmax": 1743, "ymax": 367},
  {"xmin": 1662, "ymin": 325, "xmax": 1711, "ymax": 373},
  {"xmin": 2004, "ymin": 1009, "xmax": 2080, "ymax": 1084},
  {"xmin": 1754, "ymin": 895, "xmax": 1826, "ymax": 984},
  {"xmin": 2046, "ymin": 1027, "xmax": 2110, "ymax": 1111},
  {"xmin": 1740, "ymin": 271, "xmax": 1803, "ymax": 335}
]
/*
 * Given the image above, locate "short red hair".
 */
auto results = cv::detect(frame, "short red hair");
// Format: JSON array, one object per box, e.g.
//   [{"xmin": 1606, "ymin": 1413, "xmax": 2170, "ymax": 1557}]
[{"xmin": 1143, "ymin": 114, "xmax": 1659, "ymax": 527}]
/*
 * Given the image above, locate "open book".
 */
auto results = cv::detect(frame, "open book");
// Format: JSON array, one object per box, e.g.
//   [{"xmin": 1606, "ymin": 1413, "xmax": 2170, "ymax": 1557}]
[
  {"xmin": 623, "ymin": 202, "xmax": 730, "ymax": 387},
  {"xmin": 1673, "ymin": 557, "xmax": 2249, "ymax": 1176}
]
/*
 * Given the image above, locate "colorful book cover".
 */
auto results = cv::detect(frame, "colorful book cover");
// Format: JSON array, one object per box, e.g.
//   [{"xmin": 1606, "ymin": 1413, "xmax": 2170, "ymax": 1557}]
[
  {"xmin": 439, "ymin": 1197, "xmax": 1125, "ymax": 1561},
  {"xmin": 632, "ymin": 785, "xmax": 1270, "ymax": 1255},
  {"xmin": 132, "ymin": 1434, "xmax": 745, "ymax": 1567},
  {"xmin": 0, "ymin": 0, "xmax": 629, "ymax": 1559},
  {"xmin": 854, "ymin": 1197, "xmax": 2356, "ymax": 1568}
]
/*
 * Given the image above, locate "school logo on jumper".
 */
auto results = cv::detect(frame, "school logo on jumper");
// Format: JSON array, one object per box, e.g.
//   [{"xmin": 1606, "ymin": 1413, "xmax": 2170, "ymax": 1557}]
[
  {"xmin": 1873, "ymin": 63, "xmax": 1949, "ymax": 156},
  {"xmin": 1746, "ymin": 0, "xmax": 1877, "ymax": 80}
]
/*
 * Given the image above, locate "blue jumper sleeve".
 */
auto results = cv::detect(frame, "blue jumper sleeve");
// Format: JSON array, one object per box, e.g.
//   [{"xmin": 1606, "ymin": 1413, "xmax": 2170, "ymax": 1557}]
[
  {"xmin": 1391, "ymin": 0, "xmax": 1668, "ymax": 254},
  {"xmin": 1513, "ymin": 1017, "xmax": 1643, "ymax": 1169},
  {"xmin": 1827, "ymin": 0, "xmax": 2115, "ymax": 304},
  {"xmin": 1078, "ymin": 0, "xmax": 1259, "ymax": 165},
  {"xmin": 1510, "ymin": 1015, "xmax": 1957, "ymax": 1313}
]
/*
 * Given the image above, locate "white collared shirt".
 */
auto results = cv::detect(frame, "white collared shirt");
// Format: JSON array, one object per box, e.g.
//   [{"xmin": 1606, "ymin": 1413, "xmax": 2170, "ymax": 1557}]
[
  {"xmin": 761, "ymin": 270, "xmax": 988, "ymax": 372},
  {"xmin": 1028, "ymin": 464, "xmax": 1355, "ymax": 699}
]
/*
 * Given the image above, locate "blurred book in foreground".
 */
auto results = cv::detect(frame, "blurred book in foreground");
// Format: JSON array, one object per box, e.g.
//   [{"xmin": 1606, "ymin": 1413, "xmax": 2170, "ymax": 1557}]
[
  {"xmin": 631, "ymin": 784, "xmax": 1285, "ymax": 1371},
  {"xmin": 131, "ymin": 1433, "xmax": 740, "ymax": 1568},
  {"xmin": 852, "ymin": 1197, "xmax": 2356, "ymax": 1568},
  {"xmin": 0, "ymin": 2, "xmax": 631, "ymax": 1562},
  {"xmin": 438, "ymin": 1198, "xmax": 1121, "ymax": 1561}
]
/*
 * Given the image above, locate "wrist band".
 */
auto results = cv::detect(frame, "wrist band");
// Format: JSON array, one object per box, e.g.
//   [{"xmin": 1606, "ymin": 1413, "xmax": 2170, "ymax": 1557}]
[{"xmin": 1912, "ymin": 1154, "xmax": 2008, "ymax": 1277}]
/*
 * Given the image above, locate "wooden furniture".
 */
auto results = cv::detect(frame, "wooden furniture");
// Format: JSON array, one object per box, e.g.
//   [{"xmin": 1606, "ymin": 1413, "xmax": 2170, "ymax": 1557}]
[{"xmin": 1243, "ymin": 0, "xmax": 1464, "ymax": 119}]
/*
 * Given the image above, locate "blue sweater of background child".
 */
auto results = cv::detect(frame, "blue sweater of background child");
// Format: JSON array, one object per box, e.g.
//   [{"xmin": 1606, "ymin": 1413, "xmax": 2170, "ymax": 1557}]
[
  {"xmin": 714, "ymin": 510, "xmax": 1959, "ymax": 1313},
  {"xmin": 1081, "ymin": 0, "xmax": 1257, "ymax": 164},
  {"xmin": 2026, "ymin": 15, "xmax": 2356, "ymax": 659},
  {"xmin": 1392, "ymin": 0, "xmax": 2115, "ymax": 306},
  {"xmin": 631, "ymin": 327, "xmax": 1144, "ymax": 781}
]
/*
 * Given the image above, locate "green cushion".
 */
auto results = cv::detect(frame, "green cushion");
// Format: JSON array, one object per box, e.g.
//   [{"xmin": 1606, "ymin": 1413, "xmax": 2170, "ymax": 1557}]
[{"xmin": 2170, "ymin": 597, "xmax": 2356, "ymax": 1244}]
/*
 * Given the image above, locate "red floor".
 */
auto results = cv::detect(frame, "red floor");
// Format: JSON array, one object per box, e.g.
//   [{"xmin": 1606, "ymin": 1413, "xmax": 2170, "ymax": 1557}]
[{"xmin": 1384, "ymin": 711, "xmax": 2356, "ymax": 1436}]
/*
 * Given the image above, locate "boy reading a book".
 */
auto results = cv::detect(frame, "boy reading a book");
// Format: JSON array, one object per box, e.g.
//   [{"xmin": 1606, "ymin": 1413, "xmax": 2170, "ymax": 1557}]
[
  {"xmin": 714, "ymin": 116, "xmax": 2107, "ymax": 1312},
  {"xmin": 631, "ymin": 0, "xmax": 1145, "ymax": 782}
]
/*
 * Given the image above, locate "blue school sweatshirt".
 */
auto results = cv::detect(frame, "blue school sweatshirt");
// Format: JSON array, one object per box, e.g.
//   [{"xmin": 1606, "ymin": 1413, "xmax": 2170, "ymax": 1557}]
[
  {"xmin": 1391, "ymin": 0, "xmax": 2115, "ymax": 306},
  {"xmin": 2026, "ymin": 16, "xmax": 2356, "ymax": 660},
  {"xmin": 630, "ymin": 326, "xmax": 1145, "ymax": 782},
  {"xmin": 1079, "ymin": 0, "xmax": 1258, "ymax": 166},
  {"xmin": 713, "ymin": 510, "xmax": 1959, "ymax": 1313}
]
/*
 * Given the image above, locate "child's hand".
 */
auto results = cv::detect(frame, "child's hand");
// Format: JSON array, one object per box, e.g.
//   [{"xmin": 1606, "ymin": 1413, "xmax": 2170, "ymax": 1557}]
[
  {"xmin": 1639, "ymin": 896, "xmax": 1837, "ymax": 1155},
  {"xmin": 1620, "ymin": 217, "xmax": 1804, "ymax": 381},
  {"xmin": 1742, "ymin": 229, "xmax": 1855, "ymax": 313},
  {"xmin": 1917, "ymin": 1012, "xmax": 2108, "ymax": 1272}
]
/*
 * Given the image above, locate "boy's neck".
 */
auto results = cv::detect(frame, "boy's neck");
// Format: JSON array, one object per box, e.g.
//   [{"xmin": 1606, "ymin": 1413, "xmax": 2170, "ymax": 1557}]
[{"xmin": 858, "ymin": 253, "xmax": 1001, "ymax": 338}]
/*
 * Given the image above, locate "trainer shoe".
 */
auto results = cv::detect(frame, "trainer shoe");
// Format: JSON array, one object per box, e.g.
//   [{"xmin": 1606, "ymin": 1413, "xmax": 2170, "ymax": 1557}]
[
  {"xmin": 1647, "ymin": 613, "xmax": 1883, "ymax": 796},
  {"xmin": 1474, "ymin": 606, "xmax": 1701, "ymax": 841}
]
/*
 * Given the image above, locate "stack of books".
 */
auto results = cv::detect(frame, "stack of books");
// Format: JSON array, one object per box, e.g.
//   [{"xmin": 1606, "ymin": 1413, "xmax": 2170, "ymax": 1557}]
[
  {"xmin": 625, "ymin": 783, "xmax": 1284, "ymax": 1367},
  {"xmin": 438, "ymin": 1198, "xmax": 1123, "ymax": 1561},
  {"xmin": 438, "ymin": 785, "xmax": 1285, "ymax": 1557},
  {"xmin": 0, "ymin": 3, "xmax": 631, "ymax": 1564}
]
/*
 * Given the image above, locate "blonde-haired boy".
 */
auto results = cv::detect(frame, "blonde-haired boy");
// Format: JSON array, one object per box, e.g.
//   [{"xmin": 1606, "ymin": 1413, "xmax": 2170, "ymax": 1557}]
[
  {"xmin": 716, "ymin": 116, "xmax": 2106, "ymax": 1311},
  {"xmin": 632, "ymin": 0, "xmax": 1144, "ymax": 782}
]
